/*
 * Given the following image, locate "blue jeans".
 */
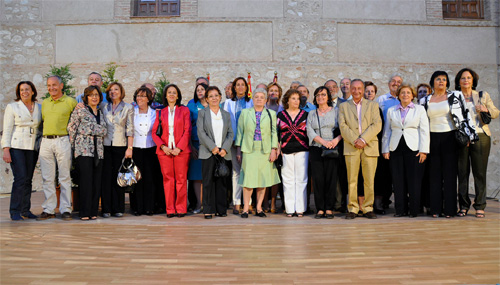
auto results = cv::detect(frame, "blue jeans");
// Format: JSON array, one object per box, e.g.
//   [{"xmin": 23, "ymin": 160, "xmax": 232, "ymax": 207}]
[{"xmin": 9, "ymin": 148, "xmax": 38, "ymax": 217}]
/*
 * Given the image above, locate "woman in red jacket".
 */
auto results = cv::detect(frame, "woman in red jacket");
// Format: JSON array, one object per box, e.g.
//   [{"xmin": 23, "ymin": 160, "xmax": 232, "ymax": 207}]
[{"xmin": 152, "ymin": 84, "xmax": 191, "ymax": 218}]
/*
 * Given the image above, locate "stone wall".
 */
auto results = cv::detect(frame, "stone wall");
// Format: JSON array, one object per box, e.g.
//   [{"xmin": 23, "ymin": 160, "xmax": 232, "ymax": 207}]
[{"xmin": 1, "ymin": 0, "xmax": 499, "ymax": 197}]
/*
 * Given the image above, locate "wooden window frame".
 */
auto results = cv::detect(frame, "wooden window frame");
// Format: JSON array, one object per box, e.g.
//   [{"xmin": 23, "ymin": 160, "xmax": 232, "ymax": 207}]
[
  {"xmin": 132, "ymin": 0, "xmax": 180, "ymax": 17},
  {"xmin": 443, "ymin": 0, "xmax": 484, "ymax": 19}
]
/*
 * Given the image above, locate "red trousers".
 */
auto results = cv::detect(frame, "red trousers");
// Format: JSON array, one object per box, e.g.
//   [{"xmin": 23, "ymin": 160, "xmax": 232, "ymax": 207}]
[{"xmin": 158, "ymin": 153, "xmax": 189, "ymax": 214}]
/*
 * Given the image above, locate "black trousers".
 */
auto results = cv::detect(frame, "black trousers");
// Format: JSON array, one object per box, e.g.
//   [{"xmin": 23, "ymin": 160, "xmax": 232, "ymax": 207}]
[
  {"xmin": 458, "ymin": 133, "xmax": 490, "ymax": 211},
  {"xmin": 76, "ymin": 156, "xmax": 103, "ymax": 218},
  {"xmin": 201, "ymin": 156, "xmax": 228, "ymax": 215},
  {"xmin": 310, "ymin": 146, "xmax": 338, "ymax": 212},
  {"xmin": 389, "ymin": 137, "xmax": 424, "ymax": 216},
  {"xmin": 9, "ymin": 148, "xmax": 38, "ymax": 217},
  {"xmin": 429, "ymin": 131, "xmax": 458, "ymax": 216},
  {"xmin": 102, "ymin": 146, "xmax": 126, "ymax": 214},
  {"xmin": 375, "ymin": 156, "xmax": 392, "ymax": 202},
  {"xmin": 334, "ymin": 141, "xmax": 348, "ymax": 210},
  {"xmin": 130, "ymin": 147, "xmax": 156, "ymax": 214}
]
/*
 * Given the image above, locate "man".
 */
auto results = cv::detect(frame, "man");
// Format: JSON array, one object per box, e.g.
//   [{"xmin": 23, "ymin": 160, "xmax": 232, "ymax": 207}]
[
  {"xmin": 338, "ymin": 79, "xmax": 382, "ymax": 219},
  {"xmin": 76, "ymin": 72, "xmax": 107, "ymax": 104},
  {"xmin": 224, "ymin": 81, "xmax": 233, "ymax": 100},
  {"xmin": 132, "ymin": 83, "xmax": 163, "ymax": 109},
  {"xmin": 340, "ymin": 78, "xmax": 352, "ymax": 101},
  {"xmin": 290, "ymin": 81, "xmax": 301, "ymax": 90},
  {"xmin": 374, "ymin": 73, "xmax": 403, "ymax": 212},
  {"xmin": 196, "ymin": 76, "xmax": 209, "ymax": 86},
  {"xmin": 297, "ymin": 85, "xmax": 316, "ymax": 112},
  {"xmin": 37, "ymin": 76, "xmax": 77, "ymax": 221},
  {"xmin": 324, "ymin": 79, "xmax": 341, "ymax": 107}
]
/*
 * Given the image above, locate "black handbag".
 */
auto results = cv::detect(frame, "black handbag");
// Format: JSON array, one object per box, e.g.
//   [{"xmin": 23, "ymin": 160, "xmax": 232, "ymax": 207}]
[
  {"xmin": 316, "ymin": 110, "xmax": 339, "ymax": 158},
  {"xmin": 455, "ymin": 121, "xmax": 471, "ymax": 147},
  {"xmin": 478, "ymin": 91, "xmax": 492, "ymax": 124},
  {"xmin": 156, "ymin": 109, "xmax": 163, "ymax": 137},
  {"xmin": 214, "ymin": 154, "xmax": 231, "ymax": 177}
]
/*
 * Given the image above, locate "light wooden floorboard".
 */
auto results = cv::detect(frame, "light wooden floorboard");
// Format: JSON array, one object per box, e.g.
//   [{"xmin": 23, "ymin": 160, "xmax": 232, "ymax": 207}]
[{"xmin": 1, "ymin": 191, "xmax": 499, "ymax": 284}]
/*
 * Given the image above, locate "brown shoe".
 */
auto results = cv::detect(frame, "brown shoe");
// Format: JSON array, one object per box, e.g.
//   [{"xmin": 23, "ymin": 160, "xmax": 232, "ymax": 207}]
[
  {"xmin": 36, "ymin": 212, "xmax": 56, "ymax": 221},
  {"xmin": 61, "ymin": 212, "xmax": 73, "ymax": 221},
  {"xmin": 345, "ymin": 212, "xmax": 357, "ymax": 219},
  {"xmin": 364, "ymin": 211, "xmax": 377, "ymax": 219}
]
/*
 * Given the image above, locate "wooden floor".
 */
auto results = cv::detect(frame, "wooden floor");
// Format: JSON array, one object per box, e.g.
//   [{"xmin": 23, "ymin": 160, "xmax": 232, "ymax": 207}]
[{"xmin": 1, "ymin": 192, "xmax": 499, "ymax": 284}]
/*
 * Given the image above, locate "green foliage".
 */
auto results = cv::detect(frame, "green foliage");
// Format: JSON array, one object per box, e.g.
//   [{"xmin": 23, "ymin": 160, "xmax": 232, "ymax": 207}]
[
  {"xmin": 101, "ymin": 62, "xmax": 119, "ymax": 93},
  {"xmin": 44, "ymin": 64, "xmax": 76, "ymax": 99},
  {"xmin": 154, "ymin": 72, "xmax": 170, "ymax": 104}
]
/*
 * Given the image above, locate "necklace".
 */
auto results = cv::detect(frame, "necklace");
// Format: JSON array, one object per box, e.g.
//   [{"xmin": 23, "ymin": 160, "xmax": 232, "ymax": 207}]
[{"xmin": 24, "ymin": 101, "xmax": 34, "ymax": 113}]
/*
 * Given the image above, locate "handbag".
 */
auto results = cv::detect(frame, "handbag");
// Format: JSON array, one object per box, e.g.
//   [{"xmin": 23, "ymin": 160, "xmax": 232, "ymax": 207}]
[
  {"xmin": 448, "ymin": 94, "xmax": 477, "ymax": 147},
  {"xmin": 316, "ymin": 110, "xmax": 339, "ymax": 158},
  {"xmin": 156, "ymin": 109, "xmax": 163, "ymax": 137},
  {"xmin": 117, "ymin": 157, "xmax": 142, "ymax": 188},
  {"xmin": 478, "ymin": 91, "xmax": 491, "ymax": 124},
  {"xmin": 214, "ymin": 154, "xmax": 231, "ymax": 177}
]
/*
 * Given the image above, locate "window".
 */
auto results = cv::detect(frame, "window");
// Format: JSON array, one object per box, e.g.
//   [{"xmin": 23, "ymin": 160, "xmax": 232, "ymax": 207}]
[
  {"xmin": 443, "ymin": 0, "xmax": 484, "ymax": 19},
  {"xmin": 133, "ymin": 0, "xmax": 180, "ymax": 17}
]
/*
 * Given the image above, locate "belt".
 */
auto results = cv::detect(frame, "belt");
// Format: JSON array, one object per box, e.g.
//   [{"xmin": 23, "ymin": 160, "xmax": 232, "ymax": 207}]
[{"xmin": 43, "ymin": 135, "xmax": 68, "ymax": 139}]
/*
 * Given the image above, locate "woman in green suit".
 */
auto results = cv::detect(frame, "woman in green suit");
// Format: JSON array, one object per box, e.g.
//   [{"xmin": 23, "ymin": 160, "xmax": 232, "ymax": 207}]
[{"xmin": 235, "ymin": 88, "xmax": 281, "ymax": 218}]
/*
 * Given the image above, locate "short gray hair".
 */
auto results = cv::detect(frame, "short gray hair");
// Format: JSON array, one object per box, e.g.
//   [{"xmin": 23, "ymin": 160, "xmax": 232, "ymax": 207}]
[
  {"xmin": 47, "ymin": 75, "xmax": 62, "ymax": 84},
  {"xmin": 290, "ymin": 80, "xmax": 302, "ymax": 86},
  {"xmin": 253, "ymin": 87, "xmax": 268, "ymax": 99},
  {"xmin": 389, "ymin": 73, "xmax": 403, "ymax": 83}
]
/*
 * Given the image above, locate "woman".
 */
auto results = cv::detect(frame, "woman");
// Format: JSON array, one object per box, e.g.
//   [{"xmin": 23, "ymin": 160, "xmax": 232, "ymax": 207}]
[
  {"xmin": 67, "ymin": 86, "xmax": 107, "ymax": 220},
  {"xmin": 417, "ymin": 83, "xmax": 432, "ymax": 103},
  {"xmin": 382, "ymin": 84, "xmax": 430, "ymax": 217},
  {"xmin": 277, "ymin": 89, "xmax": 309, "ymax": 217},
  {"xmin": 420, "ymin": 71, "xmax": 476, "ymax": 218},
  {"xmin": 197, "ymin": 86, "xmax": 233, "ymax": 219},
  {"xmin": 152, "ymin": 84, "xmax": 191, "ymax": 218},
  {"xmin": 187, "ymin": 83, "xmax": 208, "ymax": 214},
  {"xmin": 130, "ymin": 87, "xmax": 157, "ymax": 216},
  {"xmin": 2, "ymin": 81, "xmax": 42, "ymax": 221},
  {"xmin": 364, "ymin": 81, "xmax": 377, "ymax": 101},
  {"xmin": 265, "ymin": 82, "xmax": 284, "ymax": 213},
  {"xmin": 306, "ymin": 86, "xmax": 342, "ymax": 219},
  {"xmin": 235, "ymin": 88, "xmax": 280, "ymax": 218},
  {"xmin": 455, "ymin": 68, "xmax": 499, "ymax": 218},
  {"xmin": 101, "ymin": 82, "xmax": 134, "ymax": 218},
  {"xmin": 223, "ymin": 77, "xmax": 253, "ymax": 214}
]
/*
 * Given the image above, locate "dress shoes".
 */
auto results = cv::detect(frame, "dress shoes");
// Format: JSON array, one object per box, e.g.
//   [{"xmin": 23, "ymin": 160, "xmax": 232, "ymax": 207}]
[
  {"xmin": 315, "ymin": 212, "xmax": 325, "ymax": 219},
  {"xmin": 394, "ymin": 213, "xmax": 408, "ymax": 217},
  {"xmin": 61, "ymin": 212, "xmax": 73, "ymax": 221},
  {"xmin": 241, "ymin": 212, "xmax": 249, "ymax": 218},
  {"xmin": 364, "ymin": 211, "xmax": 377, "ymax": 219},
  {"xmin": 22, "ymin": 212, "xmax": 38, "ymax": 219},
  {"xmin": 113, "ymin": 213, "xmax": 123, "ymax": 218},
  {"xmin": 204, "ymin": 215, "xmax": 212, "ymax": 219},
  {"xmin": 374, "ymin": 209, "xmax": 386, "ymax": 215},
  {"xmin": 166, "ymin": 214, "xmax": 175, "ymax": 218},
  {"xmin": 215, "ymin": 213, "xmax": 227, "ymax": 217},
  {"xmin": 345, "ymin": 212, "xmax": 357, "ymax": 219},
  {"xmin": 256, "ymin": 211, "xmax": 267, "ymax": 218},
  {"xmin": 145, "ymin": 211, "xmax": 154, "ymax": 216},
  {"xmin": 133, "ymin": 212, "xmax": 141, "ymax": 216},
  {"xmin": 325, "ymin": 213, "xmax": 334, "ymax": 219},
  {"xmin": 177, "ymin": 213, "xmax": 186, "ymax": 218},
  {"xmin": 102, "ymin": 213, "xmax": 111, "ymax": 218},
  {"xmin": 11, "ymin": 214, "xmax": 24, "ymax": 221}
]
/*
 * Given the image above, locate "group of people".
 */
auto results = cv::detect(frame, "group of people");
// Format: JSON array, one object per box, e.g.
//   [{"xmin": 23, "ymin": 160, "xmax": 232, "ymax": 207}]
[{"xmin": 2, "ymin": 68, "xmax": 497, "ymax": 221}]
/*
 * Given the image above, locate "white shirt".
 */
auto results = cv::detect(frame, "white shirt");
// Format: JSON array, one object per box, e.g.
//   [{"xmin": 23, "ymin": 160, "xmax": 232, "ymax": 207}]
[
  {"xmin": 210, "ymin": 109, "xmax": 224, "ymax": 148},
  {"xmin": 167, "ymin": 106, "xmax": 176, "ymax": 149},
  {"xmin": 427, "ymin": 100, "xmax": 455, "ymax": 133},
  {"xmin": 133, "ymin": 106, "xmax": 156, "ymax": 148}
]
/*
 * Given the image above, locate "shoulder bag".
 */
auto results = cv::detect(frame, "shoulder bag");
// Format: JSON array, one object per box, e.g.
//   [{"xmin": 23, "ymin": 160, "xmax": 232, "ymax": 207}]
[
  {"xmin": 156, "ymin": 109, "xmax": 163, "ymax": 137},
  {"xmin": 478, "ymin": 91, "xmax": 491, "ymax": 124},
  {"xmin": 316, "ymin": 110, "xmax": 339, "ymax": 158}
]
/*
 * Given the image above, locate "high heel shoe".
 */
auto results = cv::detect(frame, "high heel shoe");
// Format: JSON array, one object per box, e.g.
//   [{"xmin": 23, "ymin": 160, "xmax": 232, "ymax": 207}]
[
  {"xmin": 456, "ymin": 209, "xmax": 468, "ymax": 217},
  {"xmin": 241, "ymin": 212, "xmax": 249, "ymax": 218}
]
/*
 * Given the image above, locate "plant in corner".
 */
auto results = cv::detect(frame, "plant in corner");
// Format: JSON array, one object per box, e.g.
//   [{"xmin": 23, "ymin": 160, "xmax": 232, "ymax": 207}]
[
  {"xmin": 154, "ymin": 72, "xmax": 170, "ymax": 104},
  {"xmin": 101, "ymin": 62, "xmax": 119, "ymax": 93}
]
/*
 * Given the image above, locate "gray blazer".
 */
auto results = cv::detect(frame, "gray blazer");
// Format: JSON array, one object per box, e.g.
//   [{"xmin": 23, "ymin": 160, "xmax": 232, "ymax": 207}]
[
  {"xmin": 102, "ymin": 101, "xmax": 134, "ymax": 147},
  {"xmin": 197, "ymin": 107, "xmax": 233, "ymax": 160}
]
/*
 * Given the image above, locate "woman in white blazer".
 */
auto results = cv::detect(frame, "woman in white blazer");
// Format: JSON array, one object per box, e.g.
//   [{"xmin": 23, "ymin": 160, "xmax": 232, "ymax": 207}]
[
  {"xmin": 1, "ymin": 81, "xmax": 42, "ymax": 221},
  {"xmin": 382, "ymin": 84, "xmax": 430, "ymax": 217}
]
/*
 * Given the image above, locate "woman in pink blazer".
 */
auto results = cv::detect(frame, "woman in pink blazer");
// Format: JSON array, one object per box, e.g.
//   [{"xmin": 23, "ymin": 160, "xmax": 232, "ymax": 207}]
[{"xmin": 152, "ymin": 84, "xmax": 191, "ymax": 218}]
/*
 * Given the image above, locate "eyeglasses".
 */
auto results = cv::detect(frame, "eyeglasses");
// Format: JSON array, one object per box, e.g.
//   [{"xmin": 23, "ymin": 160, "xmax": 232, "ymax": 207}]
[{"xmin": 88, "ymin": 94, "xmax": 100, "ymax": 98}]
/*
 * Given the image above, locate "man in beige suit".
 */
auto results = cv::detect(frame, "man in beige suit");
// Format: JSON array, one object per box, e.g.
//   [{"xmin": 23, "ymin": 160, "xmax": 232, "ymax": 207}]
[{"xmin": 338, "ymin": 79, "xmax": 382, "ymax": 219}]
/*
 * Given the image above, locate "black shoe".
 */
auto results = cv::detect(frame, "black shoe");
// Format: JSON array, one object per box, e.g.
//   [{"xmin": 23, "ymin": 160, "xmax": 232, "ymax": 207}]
[
  {"xmin": 374, "ymin": 209, "xmax": 386, "ymax": 215},
  {"xmin": 315, "ymin": 212, "xmax": 325, "ymax": 219},
  {"xmin": 204, "ymin": 215, "xmax": 212, "ymax": 219},
  {"xmin": 256, "ymin": 211, "xmax": 267, "ymax": 218},
  {"xmin": 345, "ymin": 212, "xmax": 357, "ymax": 219},
  {"xmin": 325, "ymin": 213, "xmax": 334, "ymax": 219},
  {"xmin": 241, "ymin": 212, "xmax": 249, "ymax": 218},
  {"xmin": 393, "ymin": 213, "xmax": 408, "ymax": 217},
  {"xmin": 113, "ymin": 213, "xmax": 123, "ymax": 218},
  {"xmin": 409, "ymin": 214, "xmax": 417, "ymax": 218},
  {"xmin": 217, "ymin": 213, "xmax": 227, "ymax": 217},
  {"xmin": 133, "ymin": 212, "xmax": 141, "ymax": 216},
  {"xmin": 145, "ymin": 211, "xmax": 154, "ymax": 216},
  {"xmin": 11, "ymin": 214, "xmax": 24, "ymax": 221},
  {"xmin": 177, "ymin": 213, "xmax": 186, "ymax": 218},
  {"xmin": 61, "ymin": 212, "xmax": 73, "ymax": 221},
  {"xmin": 37, "ymin": 212, "xmax": 56, "ymax": 221},
  {"xmin": 22, "ymin": 212, "xmax": 38, "ymax": 219},
  {"xmin": 364, "ymin": 211, "xmax": 377, "ymax": 219},
  {"xmin": 166, "ymin": 214, "xmax": 175, "ymax": 218},
  {"xmin": 102, "ymin": 213, "xmax": 111, "ymax": 218}
]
